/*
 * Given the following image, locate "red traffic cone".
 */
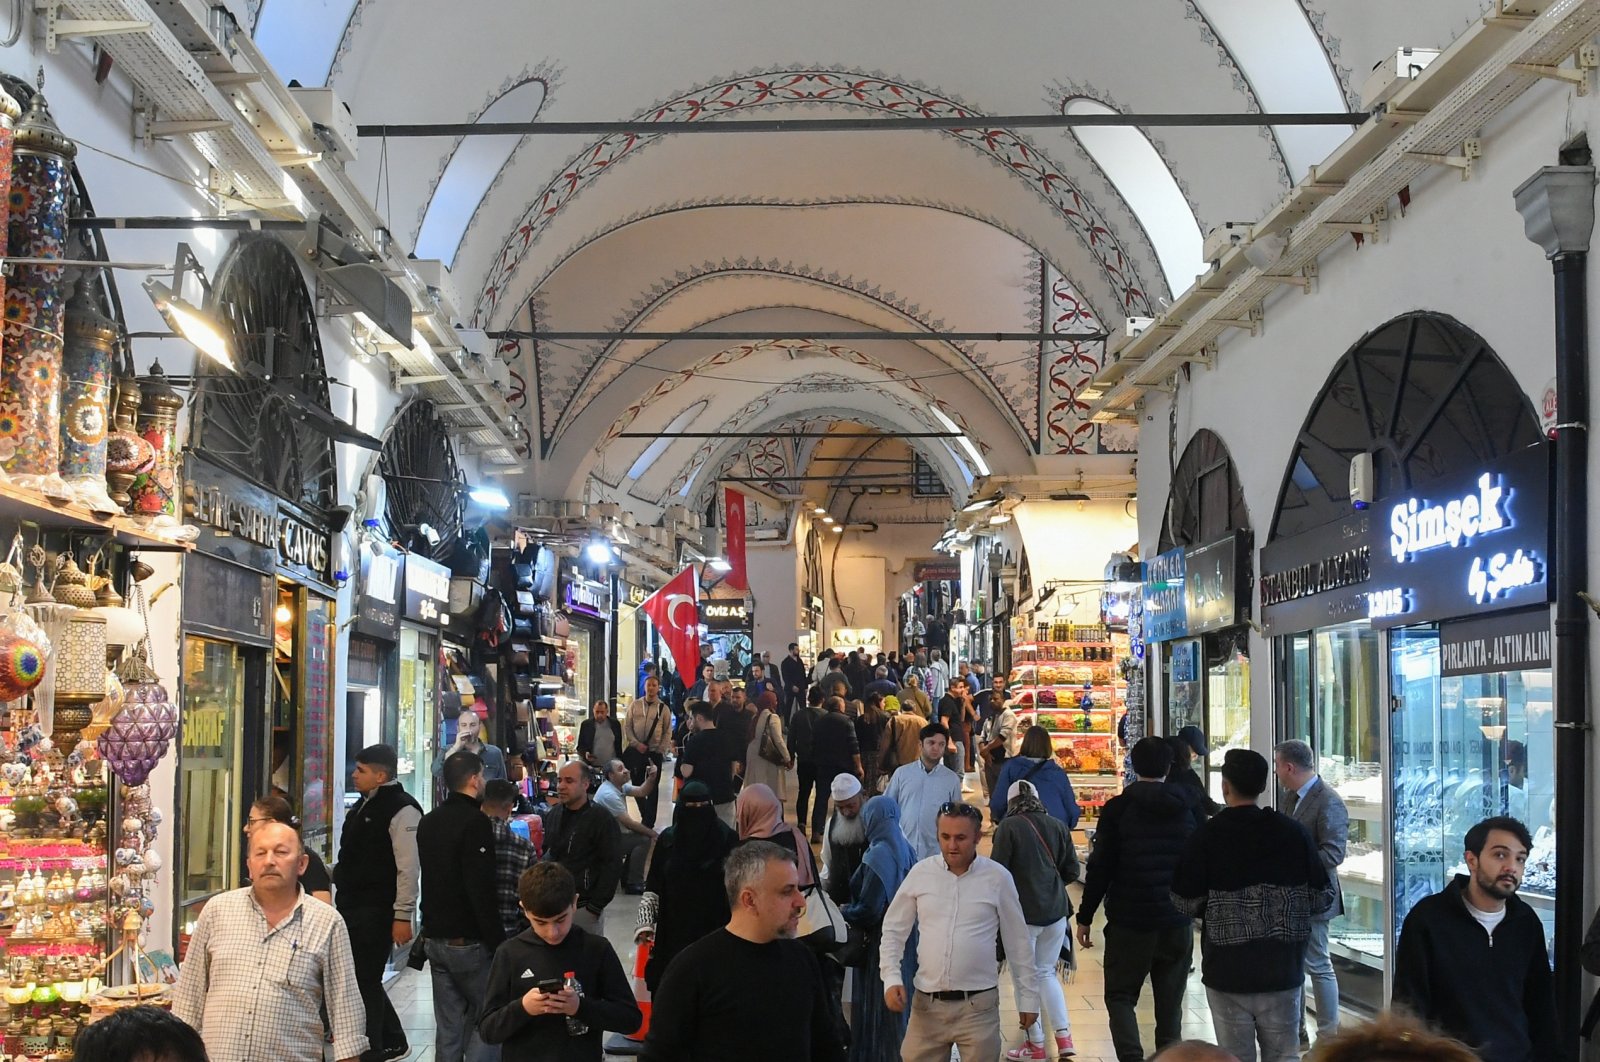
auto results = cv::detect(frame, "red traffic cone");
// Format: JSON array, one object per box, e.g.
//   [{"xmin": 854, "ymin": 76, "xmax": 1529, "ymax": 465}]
[{"xmin": 603, "ymin": 938, "xmax": 653, "ymax": 1056}]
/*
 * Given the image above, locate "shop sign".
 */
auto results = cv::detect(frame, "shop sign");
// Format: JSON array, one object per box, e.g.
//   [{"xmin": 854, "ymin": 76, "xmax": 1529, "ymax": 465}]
[
  {"xmin": 914, "ymin": 559, "xmax": 960, "ymax": 583},
  {"xmin": 565, "ymin": 578, "xmax": 609, "ymax": 618},
  {"xmin": 353, "ymin": 546, "xmax": 401, "ymax": 641},
  {"xmin": 1184, "ymin": 532, "xmax": 1249, "ymax": 636},
  {"xmin": 832, "ymin": 628, "xmax": 882, "ymax": 651},
  {"xmin": 701, "ymin": 601, "xmax": 750, "ymax": 630},
  {"xmin": 1366, "ymin": 444, "xmax": 1550, "ymax": 629},
  {"xmin": 627, "ymin": 584, "xmax": 649, "ymax": 605},
  {"xmin": 183, "ymin": 456, "xmax": 334, "ymax": 588},
  {"xmin": 183, "ymin": 552, "xmax": 274, "ymax": 646},
  {"xmin": 1142, "ymin": 547, "xmax": 1188, "ymax": 642},
  {"xmin": 277, "ymin": 508, "xmax": 332, "ymax": 584},
  {"xmin": 1439, "ymin": 608, "xmax": 1551, "ymax": 678},
  {"xmin": 1259, "ymin": 511, "xmax": 1374, "ymax": 636},
  {"xmin": 1169, "ymin": 638, "xmax": 1200, "ymax": 683},
  {"xmin": 404, "ymin": 553, "xmax": 452, "ymax": 628}
]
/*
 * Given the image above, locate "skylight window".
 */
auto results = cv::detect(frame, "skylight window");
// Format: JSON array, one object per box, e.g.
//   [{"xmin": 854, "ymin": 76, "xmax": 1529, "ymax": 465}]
[
  {"xmin": 1065, "ymin": 98, "xmax": 1205, "ymax": 295},
  {"xmin": 414, "ymin": 78, "xmax": 548, "ymax": 265},
  {"xmin": 252, "ymin": 0, "xmax": 358, "ymax": 88},
  {"xmin": 628, "ymin": 401, "xmax": 707, "ymax": 482},
  {"xmin": 1192, "ymin": 0, "xmax": 1348, "ymax": 181}
]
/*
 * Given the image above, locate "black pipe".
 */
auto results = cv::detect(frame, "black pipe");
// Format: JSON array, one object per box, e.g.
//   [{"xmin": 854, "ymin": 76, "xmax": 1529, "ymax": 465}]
[
  {"xmin": 608, "ymin": 571, "xmax": 621, "ymax": 709},
  {"xmin": 487, "ymin": 329, "xmax": 1107, "ymax": 342},
  {"xmin": 1550, "ymin": 249, "xmax": 1589, "ymax": 1054},
  {"xmin": 355, "ymin": 111, "xmax": 1369, "ymax": 139},
  {"xmin": 69, "ymin": 216, "xmax": 305, "ymax": 231}
]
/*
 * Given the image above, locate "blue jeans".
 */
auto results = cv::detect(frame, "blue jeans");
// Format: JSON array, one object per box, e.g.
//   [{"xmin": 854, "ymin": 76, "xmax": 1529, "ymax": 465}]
[
  {"xmin": 1301, "ymin": 920, "xmax": 1339, "ymax": 1044},
  {"xmin": 1206, "ymin": 985, "xmax": 1302, "ymax": 1062},
  {"xmin": 426, "ymin": 939, "xmax": 499, "ymax": 1062}
]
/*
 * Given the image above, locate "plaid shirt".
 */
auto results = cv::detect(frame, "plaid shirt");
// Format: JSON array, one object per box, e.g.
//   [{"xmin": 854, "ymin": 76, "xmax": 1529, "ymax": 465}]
[
  {"xmin": 489, "ymin": 816, "xmax": 536, "ymax": 940},
  {"xmin": 172, "ymin": 886, "xmax": 367, "ymax": 1062}
]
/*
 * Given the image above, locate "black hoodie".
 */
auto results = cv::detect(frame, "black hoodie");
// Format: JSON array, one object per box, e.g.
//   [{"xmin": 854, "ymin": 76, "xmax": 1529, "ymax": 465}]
[
  {"xmin": 1392, "ymin": 875, "xmax": 1558, "ymax": 1062},
  {"xmin": 1076, "ymin": 780, "xmax": 1198, "ymax": 931},
  {"xmin": 479, "ymin": 923, "xmax": 641, "ymax": 1061}
]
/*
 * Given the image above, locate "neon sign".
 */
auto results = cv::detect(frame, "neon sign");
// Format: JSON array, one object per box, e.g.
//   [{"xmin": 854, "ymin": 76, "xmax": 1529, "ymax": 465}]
[
  {"xmin": 1365, "ymin": 587, "xmax": 1410, "ymax": 620},
  {"xmin": 1389, "ymin": 473, "xmax": 1508, "ymax": 562},
  {"xmin": 1468, "ymin": 550, "xmax": 1542, "ymax": 604}
]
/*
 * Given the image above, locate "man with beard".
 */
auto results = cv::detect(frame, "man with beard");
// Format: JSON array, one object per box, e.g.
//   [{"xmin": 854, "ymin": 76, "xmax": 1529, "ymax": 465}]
[
  {"xmin": 1392, "ymin": 817, "xmax": 1555, "ymax": 1062},
  {"xmin": 642, "ymin": 842, "xmax": 846, "ymax": 1062},
  {"xmin": 818, "ymin": 773, "xmax": 868, "ymax": 906}
]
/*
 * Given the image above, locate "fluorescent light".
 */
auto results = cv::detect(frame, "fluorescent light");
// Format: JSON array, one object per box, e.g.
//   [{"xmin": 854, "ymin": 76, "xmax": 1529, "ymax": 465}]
[
  {"xmin": 708, "ymin": 556, "xmax": 733, "ymax": 572},
  {"xmin": 585, "ymin": 541, "xmax": 614, "ymax": 564},
  {"xmin": 988, "ymin": 512, "xmax": 1012, "ymax": 525},
  {"xmin": 812, "ymin": 506, "xmax": 826, "ymax": 515},
  {"xmin": 468, "ymin": 486, "xmax": 511, "ymax": 509},
  {"xmin": 831, "ymin": 524, "xmax": 844, "ymax": 533},
  {"xmin": 928, "ymin": 404, "xmax": 990, "ymax": 477},
  {"xmin": 961, "ymin": 495, "xmax": 999, "ymax": 513},
  {"xmin": 821, "ymin": 516, "xmax": 835, "ymax": 524},
  {"xmin": 143, "ymin": 277, "xmax": 235, "ymax": 370}
]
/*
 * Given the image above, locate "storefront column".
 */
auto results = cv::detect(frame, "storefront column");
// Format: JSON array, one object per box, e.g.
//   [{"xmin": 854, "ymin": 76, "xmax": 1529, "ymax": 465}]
[{"xmin": 1514, "ymin": 163, "xmax": 1596, "ymax": 1049}]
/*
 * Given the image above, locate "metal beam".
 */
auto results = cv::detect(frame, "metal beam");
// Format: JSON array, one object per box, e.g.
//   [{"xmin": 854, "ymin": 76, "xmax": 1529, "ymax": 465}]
[
  {"xmin": 616, "ymin": 431, "xmax": 960, "ymax": 439},
  {"xmin": 357, "ymin": 112, "xmax": 1369, "ymax": 138},
  {"xmin": 724, "ymin": 474, "xmax": 913, "ymax": 483},
  {"xmin": 69, "ymin": 216, "xmax": 305, "ymax": 231},
  {"xmin": 490, "ymin": 329, "xmax": 1106, "ymax": 342}
]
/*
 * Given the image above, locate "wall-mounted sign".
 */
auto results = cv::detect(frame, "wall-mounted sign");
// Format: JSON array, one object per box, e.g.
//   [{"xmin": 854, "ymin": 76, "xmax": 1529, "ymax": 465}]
[
  {"xmin": 1185, "ymin": 532, "xmax": 1249, "ymax": 636},
  {"xmin": 1259, "ymin": 511, "xmax": 1375, "ymax": 636},
  {"xmin": 914, "ymin": 559, "xmax": 960, "ymax": 583},
  {"xmin": 183, "ymin": 552, "xmax": 274, "ymax": 646},
  {"xmin": 565, "ymin": 577, "xmax": 609, "ymax": 618},
  {"xmin": 1439, "ymin": 607, "xmax": 1551, "ymax": 678},
  {"xmin": 1142, "ymin": 547, "xmax": 1188, "ymax": 642},
  {"xmin": 832, "ymin": 628, "xmax": 882, "ymax": 651},
  {"xmin": 353, "ymin": 545, "xmax": 402, "ymax": 641},
  {"xmin": 404, "ymin": 553, "xmax": 452, "ymax": 628},
  {"xmin": 1366, "ymin": 444, "xmax": 1550, "ymax": 629},
  {"xmin": 627, "ymin": 584, "xmax": 649, "ymax": 605},
  {"xmin": 701, "ymin": 601, "xmax": 751, "ymax": 630},
  {"xmin": 183, "ymin": 456, "xmax": 335, "ymax": 589},
  {"xmin": 1169, "ymin": 638, "xmax": 1199, "ymax": 683}
]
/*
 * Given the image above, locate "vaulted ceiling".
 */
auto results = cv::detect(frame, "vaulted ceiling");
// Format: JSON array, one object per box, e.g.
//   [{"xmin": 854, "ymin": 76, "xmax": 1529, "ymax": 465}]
[{"xmin": 251, "ymin": 0, "xmax": 1491, "ymax": 509}]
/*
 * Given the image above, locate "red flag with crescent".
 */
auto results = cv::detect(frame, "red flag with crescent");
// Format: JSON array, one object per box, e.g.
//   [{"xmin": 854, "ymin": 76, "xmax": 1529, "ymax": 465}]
[
  {"xmin": 724, "ymin": 487, "xmax": 749, "ymax": 590},
  {"xmin": 640, "ymin": 565, "xmax": 701, "ymax": 676}
]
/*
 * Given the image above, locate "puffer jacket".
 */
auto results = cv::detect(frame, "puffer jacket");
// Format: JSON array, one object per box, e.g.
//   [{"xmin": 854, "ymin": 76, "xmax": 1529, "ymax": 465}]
[{"xmin": 1076, "ymin": 780, "xmax": 1197, "ymax": 930}]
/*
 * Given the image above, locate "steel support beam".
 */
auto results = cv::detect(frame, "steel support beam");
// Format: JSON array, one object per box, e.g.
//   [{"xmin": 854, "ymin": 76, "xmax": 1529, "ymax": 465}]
[
  {"xmin": 615, "ymin": 431, "xmax": 960, "ymax": 439},
  {"xmin": 357, "ymin": 112, "xmax": 1369, "ymax": 138},
  {"xmin": 489, "ymin": 329, "xmax": 1106, "ymax": 342}
]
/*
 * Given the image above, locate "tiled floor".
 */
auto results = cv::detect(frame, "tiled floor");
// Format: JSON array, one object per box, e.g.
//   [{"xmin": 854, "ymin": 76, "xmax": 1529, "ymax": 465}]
[{"xmin": 384, "ymin": 767, "xmax": 1341, "ymax": 1062}]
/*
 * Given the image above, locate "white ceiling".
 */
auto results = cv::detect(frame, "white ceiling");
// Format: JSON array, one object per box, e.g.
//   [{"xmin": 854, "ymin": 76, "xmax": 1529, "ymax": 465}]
[{"xmin": 250, "ymin": 0, "xmax": 1493, "ymax": 505}]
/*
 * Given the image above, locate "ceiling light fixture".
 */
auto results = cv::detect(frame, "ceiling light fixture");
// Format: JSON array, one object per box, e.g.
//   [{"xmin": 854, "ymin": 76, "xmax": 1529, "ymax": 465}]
[
  {"xmin": 143, "ymin": 242, "xmax": 235, "ymax": 370},
  {"xmin": 708, "ymin": 556, "xmax": 733, "ymax": 572},
  {"xmin": 961, "ymin": 495, "xmax": 1000, "ymax": 513},
  {"xmin": 988, "ymin": 512, "xmax": 1012, "ymax": 525},
  {"xmin": 584, "ymin": 540, "xmax": 615, "ymax": 565},
  {"xmin": 821, "ymin": 516, "xmax": 835, "ymax": 524},
  {"xmin": 831, "ymin": 524, "xmax": 844, "ymax": 533}
]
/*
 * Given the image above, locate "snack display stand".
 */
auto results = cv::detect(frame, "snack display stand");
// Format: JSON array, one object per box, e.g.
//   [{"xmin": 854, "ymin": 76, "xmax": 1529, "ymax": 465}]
[{"xmin": 1008, "ymin": 622, "xmax": 1131, "ymax": 822}]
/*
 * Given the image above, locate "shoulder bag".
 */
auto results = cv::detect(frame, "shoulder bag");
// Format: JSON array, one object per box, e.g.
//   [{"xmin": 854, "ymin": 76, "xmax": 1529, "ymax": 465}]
[
  {"xmin": 1016, "ymin": 812, "xmax": 1078, "ymax": 974},
  {"xmin": 757, "ymin": 710, "xmax": 787, "ymax": 766}
]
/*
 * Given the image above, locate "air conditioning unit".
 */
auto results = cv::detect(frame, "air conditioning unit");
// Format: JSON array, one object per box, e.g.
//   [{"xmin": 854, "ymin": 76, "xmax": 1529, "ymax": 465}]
[
  {"xmin": 410, "ymin": 259, "xmax": 464, "ymax": 322},
  {"xmin": 1202, "ymin": 222, "xmax": 1257, "ymax": 263},
  {"xmin": 1360, "ymin": 48, "xmax": 1441, "ymax": 110},
  {"xmin": 288, "ymin": 86, "xmax": 359, "ymax": 163}
]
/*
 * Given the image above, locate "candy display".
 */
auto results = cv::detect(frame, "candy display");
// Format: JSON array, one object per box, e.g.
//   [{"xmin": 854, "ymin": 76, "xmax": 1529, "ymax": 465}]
[{"xmin": 1010, "ymin": 635, "xmax": 1132, "ymax": 821}]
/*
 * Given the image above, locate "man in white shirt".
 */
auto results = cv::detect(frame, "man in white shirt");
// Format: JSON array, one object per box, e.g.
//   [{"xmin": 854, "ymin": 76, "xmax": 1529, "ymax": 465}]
[
  {"xmin": 977, "ymin": 690, "xmax": 1019, "ymax": 800},
  {"xmin": 880, "ymin": 802, "xmax": 1039, "ymax": 1062},
  {"xmin": 882, "ymin": 723, "xmax": 964, "ymax": 862},
  {"xmin": 926, "ymin": 649, "xmax": 949, "ymax": 701},
  {"xmin": 594, "ymin": 758, "xmax": 660, "ymax": 892}
]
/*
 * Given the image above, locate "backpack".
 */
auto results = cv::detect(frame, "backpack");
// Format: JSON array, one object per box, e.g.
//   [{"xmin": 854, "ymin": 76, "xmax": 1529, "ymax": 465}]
[{"xmin": 790, "ymin": 705, "xmax": 822, "ymax": 760}]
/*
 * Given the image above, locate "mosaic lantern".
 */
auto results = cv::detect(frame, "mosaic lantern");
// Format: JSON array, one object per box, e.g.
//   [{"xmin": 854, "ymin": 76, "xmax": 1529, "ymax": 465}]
[
  {"xmin": 96, "ymin": 648, "xmax": 175, "ymax": 787},
  {"xmin": 126, "ymin": 361, "xmax": 182, "ymax": 520},
  {"xmin": 103, "ymin": 369, "xmax": 153, "ymax": 511},
  {"xmin": 58, "ymin": 277, "xmax": 119, "ymax": 515},
  {"xmin": 0, "ymin": 79, "xmax": 76, "ymax": 498},
  {"xmin": 0, "ymin": 84, "xmax": 22, "ymax": 382}
]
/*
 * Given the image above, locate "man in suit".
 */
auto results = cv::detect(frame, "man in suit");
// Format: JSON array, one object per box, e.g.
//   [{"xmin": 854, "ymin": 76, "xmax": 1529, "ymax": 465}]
[
  {"xmin": 1274, "ymin": 738, "xmax": 1349, "ymax": 1050},
  {"xmin": 780, "ymin": 642, "xmax": 809, "ymax": 725}
]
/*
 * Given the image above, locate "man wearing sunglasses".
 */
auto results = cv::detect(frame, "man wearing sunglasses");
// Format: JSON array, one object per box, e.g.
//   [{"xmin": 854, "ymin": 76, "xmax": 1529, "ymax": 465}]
[{"xmin": 879, "ymin": 801, "xmax": 1039, "ymax": 1062}]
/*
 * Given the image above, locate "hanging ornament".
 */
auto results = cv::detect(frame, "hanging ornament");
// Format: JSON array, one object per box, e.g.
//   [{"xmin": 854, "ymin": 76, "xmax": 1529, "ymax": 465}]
[
  {"xmin": 126, "ymin": 361, "xmax": 182, "ymax": 523},
  {"xmin": 58, "ymin": 275, "xmax": 120, "ymax": 515},
  {"xmin": 103, "ymin": 369, "xmax": 152, "ymax": 511},
  {"xmin": 0, "ymin": 73, "xmax": 76, "ymax": 500},
  {"xmin": 96, "ymin": 585, "xmax": 174, "ymax": 786}
]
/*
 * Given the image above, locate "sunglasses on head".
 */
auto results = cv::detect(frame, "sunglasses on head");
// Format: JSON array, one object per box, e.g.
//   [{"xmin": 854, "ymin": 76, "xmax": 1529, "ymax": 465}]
[{"xmin": 938, "ymin": 802, "xmax": 982, "ymax": 821}]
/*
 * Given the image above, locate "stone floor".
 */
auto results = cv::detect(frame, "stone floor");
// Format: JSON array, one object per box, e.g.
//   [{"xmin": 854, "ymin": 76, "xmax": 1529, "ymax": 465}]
[{"xmin": 382, "ymin": 764, "xmax": 1349, "ymax": 1061}]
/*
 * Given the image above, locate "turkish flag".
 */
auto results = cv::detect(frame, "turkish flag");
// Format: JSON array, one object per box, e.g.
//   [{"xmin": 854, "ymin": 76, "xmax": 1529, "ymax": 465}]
[
  {"xmin": 640, "ymin": 566, "xmax": 701, "ymax": 676},
  {"xmin": 724, "ymin": 487, "xmax": 749, "ymax": 590}
]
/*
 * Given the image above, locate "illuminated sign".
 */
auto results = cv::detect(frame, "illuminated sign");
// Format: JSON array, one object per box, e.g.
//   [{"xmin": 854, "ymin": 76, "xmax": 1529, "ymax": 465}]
[
  {"xmin": 1365, "ymin": 587, "xmax": 1409, "ymax": 620},
  {"xmin": 404, "ymin": 554, "xmax": 452, "ymax": 628},
  {"xmin": 1142, "ymin": 548, "xmax": 1187, "ymax": 642},
  {"xmin": 1389, "ymin": 473, "xmax": 1508, "ymax": 562},
  {"xmin": 701, "ymin": 601, "xmax": 751, "ymax": 629}
]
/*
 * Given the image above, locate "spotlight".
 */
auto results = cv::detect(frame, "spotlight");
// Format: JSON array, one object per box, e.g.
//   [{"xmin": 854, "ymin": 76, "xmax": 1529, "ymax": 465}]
[
  {"xmin": 708, "ymin": 557, "xmax": 733, "ymax": 572},
  {"xmin": 468, "ymin": 486, "xmax": 511, "ymax": 509},
  {"xmin": 585, "ymin": 541, "xmax": 615, "ymax": 565},
  {"xmin": 831, "ymin": 524, "xmax": 844, "ymax": 533},
  {"xmin": 143, "ymin": 276, "xmax": 235, "ymax": 370}
]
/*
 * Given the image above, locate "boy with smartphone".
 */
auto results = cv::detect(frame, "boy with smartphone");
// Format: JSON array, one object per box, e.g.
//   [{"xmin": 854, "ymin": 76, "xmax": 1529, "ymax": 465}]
[{"xmin": 479, "ymin": 863, "xmax": 641, "ymax": 1060}]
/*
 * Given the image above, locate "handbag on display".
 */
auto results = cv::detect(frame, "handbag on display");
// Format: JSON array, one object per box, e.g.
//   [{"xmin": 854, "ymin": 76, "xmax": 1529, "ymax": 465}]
[
  {"xmin": 552, "ymin": 611, "xmax": 571, "ymax": 639},
  {"xmin": 516, "ymin": 590, "xmax": 537, "ymax": 614}
]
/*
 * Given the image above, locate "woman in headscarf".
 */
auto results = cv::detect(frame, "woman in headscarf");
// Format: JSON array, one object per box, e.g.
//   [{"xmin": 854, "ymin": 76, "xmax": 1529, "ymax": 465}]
[
  {"xmin": 743, "ymin": 691, "xmax": 793, "ymax": 800},
  {"xmin": 842, "ymin": 796, "xmax": 919, "ymax": 1060},
  {"xmin": 634, "ymin": 780, "xmax": 739, "ymax": 993},
  {"xmin": 732, "ymin": 782, "xmax": 817, "ymax": 888}
]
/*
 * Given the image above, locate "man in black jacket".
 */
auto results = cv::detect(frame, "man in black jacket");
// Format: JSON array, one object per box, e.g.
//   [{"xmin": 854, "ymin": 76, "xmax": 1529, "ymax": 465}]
[
  {"xmin": 1392, "ymin": 816, "xmax": 1557, "ymax": 1062},
  {"xmin": 1171, "ymin": 748, "xmax": 1332, "ymax": 1062},
  {"xmin": 419, "ymin": 749, "xmax": 506, "ymax": 1062},
  {"xmin": 542, "ymin": 760, "xmax": 621, "ymax": 936},
  {"xmin": 576, "ymin": 701, "xmax": 623, "ymax": 771},
  {"xmin": 479, "ymin": 863, "xmax": 640, "ymax": 1061},
  {"xmin": 781, "ymin": 643, "xmax": 809, "ymax": 723},
  {"xmin": 1075, "ymin": 737, "xmax": 1197, "ymax": 1062},
  {"xmin": 807, "ymin": 695, "xmax": 862, "ymax": 844},
  {"xmin": 334, "ymin": 744, "xmax": 421, "ymax": 1062}
]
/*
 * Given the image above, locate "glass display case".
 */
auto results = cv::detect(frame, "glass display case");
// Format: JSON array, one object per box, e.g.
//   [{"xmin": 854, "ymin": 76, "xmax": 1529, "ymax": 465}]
[
  {"xmin": 1009, "ymin": 628, "xmax": 1129, "ymax": 822},
  {"xmin": 1390, "ymin": 625, "xmax": 1555, "ymax": 950},
  {"xmin": 1281, "ymin": 621, "xmax": 1384, "ymax": 1011},
  {"xmin": 178, "ymin": 639, "xmax": 245, "ymax": 917}
]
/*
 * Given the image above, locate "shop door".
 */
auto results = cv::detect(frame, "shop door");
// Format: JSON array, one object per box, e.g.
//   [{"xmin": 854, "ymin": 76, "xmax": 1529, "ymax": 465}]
[
  {"xmin": 1389, "ymin": 624, "xmax": 1556, "ymax": 970},
  {"xmin": 397, "ymin": 626, "xmax": 439, "ymax": 811}
]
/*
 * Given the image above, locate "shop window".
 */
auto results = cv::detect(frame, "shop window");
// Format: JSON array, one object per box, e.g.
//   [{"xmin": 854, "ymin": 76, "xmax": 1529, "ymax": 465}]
[
  {"xmin": 912, "ymin": 452, "xmax": 947, "ymax": 497},
  {"xmin": 179, "ymin": 638, "xmax": 247, "ymax": 911},
  {"xmin": 1271, "ymin": 313, "xmax": 1541, "ymax": 540},
  {"xmin": 192, "ymin": 236, "xmax": 339, "ymax": 515}
]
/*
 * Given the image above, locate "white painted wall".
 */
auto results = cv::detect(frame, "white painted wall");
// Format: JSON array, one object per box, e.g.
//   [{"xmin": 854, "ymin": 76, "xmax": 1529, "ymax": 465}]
[{"xmin": 1012, "ymin": 500, "xmax": 1139, "ymax": 622}]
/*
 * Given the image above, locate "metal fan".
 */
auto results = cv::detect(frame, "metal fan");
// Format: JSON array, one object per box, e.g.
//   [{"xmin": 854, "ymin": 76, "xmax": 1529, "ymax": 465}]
[{"xmin": 378, "ymin": 399, "xmax": 464, "ymax": 560}]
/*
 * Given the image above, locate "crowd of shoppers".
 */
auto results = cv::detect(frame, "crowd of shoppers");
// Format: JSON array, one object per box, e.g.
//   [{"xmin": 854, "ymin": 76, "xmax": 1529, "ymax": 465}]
[{"xmin": 155, "ymin": 643, "xmax": 1575, "ymax": 1062}]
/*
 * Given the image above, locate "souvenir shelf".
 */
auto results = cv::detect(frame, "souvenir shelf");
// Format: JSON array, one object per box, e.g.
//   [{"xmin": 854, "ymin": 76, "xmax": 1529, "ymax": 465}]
[{"xmin": 1008, "ymin": 630, "xmax": 1132, "ymax": 822}]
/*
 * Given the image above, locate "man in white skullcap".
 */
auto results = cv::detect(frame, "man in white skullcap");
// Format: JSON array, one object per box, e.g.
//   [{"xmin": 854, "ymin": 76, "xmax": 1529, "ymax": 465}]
[{"xmin": 819, "ymin": 773, "xmax": 868, "ymax": 905}]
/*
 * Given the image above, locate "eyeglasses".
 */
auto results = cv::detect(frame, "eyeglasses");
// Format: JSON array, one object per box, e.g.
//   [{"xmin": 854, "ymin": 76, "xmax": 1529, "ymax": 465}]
[{"xmin": 937, "ymin": 802, "xmax": 982, "ymax": 821}]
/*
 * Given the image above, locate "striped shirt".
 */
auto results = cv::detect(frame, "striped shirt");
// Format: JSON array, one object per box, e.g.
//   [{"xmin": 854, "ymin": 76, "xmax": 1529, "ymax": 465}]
[{"xmin": 172, "ymin": 886, "xmax": 367, "ymax": 1062}]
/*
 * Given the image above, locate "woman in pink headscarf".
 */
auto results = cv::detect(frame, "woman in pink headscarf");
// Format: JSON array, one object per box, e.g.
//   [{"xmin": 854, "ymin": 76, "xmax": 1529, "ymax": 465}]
[
  {"xmin": 733, "ymin": 782, "xmax": 815, "ymax": 888},
  {"xmin": 743, "ymin": 690, "xmax": 793, "ymax": 799}
]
